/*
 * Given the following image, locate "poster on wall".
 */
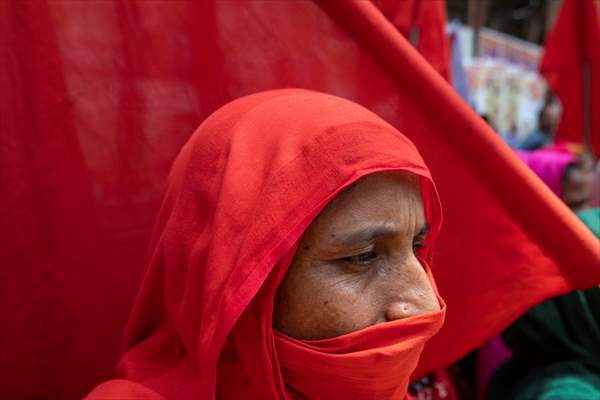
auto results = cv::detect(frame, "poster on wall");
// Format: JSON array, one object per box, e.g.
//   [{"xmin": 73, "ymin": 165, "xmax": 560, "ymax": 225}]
[{"xmin": 457, "ymin": 26, "xmax": 549, "ymax": 143}]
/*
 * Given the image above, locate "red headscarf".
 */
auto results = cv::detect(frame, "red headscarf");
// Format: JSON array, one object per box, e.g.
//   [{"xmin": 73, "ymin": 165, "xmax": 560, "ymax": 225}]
[{"xmin": 87, "ymin": 89, "xmax": 446, "ymax": 399}]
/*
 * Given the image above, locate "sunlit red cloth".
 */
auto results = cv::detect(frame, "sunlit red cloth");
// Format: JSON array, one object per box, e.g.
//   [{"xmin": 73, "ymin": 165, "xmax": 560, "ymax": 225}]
[
  {"xmin": 516, "ymin": 149, "xmax": 576, "ymax": 198},
  {"xmin": 540, "ymin": 0, "xmax": 600, "ymax": 157},
  {"xmin": 87, "ymin": 90, "xmax": 447, "ymax": 399}
]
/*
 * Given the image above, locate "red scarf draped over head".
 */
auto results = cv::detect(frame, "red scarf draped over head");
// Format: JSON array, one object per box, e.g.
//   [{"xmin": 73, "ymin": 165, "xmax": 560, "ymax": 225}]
[{"xmin": 87, "ymin": 89, "xmax": 446, "ymax": 400}]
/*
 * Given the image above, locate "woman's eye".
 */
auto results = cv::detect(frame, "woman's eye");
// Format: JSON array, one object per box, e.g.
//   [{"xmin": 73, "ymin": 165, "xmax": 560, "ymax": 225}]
[
  {"xmin": 413, "ymin": 239, "xmax": 425, "ymax": 251},
  {"xmin": 343, "ymin": 251, "xmax": 378, "ymax": 265}
]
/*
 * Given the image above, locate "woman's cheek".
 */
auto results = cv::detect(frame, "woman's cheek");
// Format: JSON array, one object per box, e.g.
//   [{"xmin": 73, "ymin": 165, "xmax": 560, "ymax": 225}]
[{"xmin": 313, "ymin": 281, "xmax": 372, "ymax": 337}]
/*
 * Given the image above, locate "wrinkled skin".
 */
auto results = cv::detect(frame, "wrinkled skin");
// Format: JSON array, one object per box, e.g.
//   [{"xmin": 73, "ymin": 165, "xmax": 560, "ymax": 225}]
[{"xmin": 273, "ymin": 172, "xmax": 440, "ymax": 340}]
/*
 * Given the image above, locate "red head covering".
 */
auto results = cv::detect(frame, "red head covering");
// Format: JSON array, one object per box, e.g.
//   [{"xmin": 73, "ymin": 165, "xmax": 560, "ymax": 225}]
[{"xmin": 87, "ymin": 89, "xmax": 445, "ymax": 399}]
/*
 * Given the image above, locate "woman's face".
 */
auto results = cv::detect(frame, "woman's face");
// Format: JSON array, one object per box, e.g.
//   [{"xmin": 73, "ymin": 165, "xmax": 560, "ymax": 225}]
[{"xmin": 273, "ymin": 172, "xmax": 440, "ymax": 340}]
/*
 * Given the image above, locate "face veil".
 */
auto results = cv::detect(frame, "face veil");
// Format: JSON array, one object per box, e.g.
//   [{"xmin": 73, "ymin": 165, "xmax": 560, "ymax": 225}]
[{"xmin": 89, "ymin": 89, "xmax": 445, "ymax": 400}]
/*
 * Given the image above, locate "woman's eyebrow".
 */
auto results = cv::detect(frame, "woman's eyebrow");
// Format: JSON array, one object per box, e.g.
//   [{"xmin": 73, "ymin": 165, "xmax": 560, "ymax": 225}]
[
  {"xmin": 331, "ymin": 225, "xmax": 400, "ymax": 245},
  {"xmin": 332, "ymin": 222, "xmax": 429, "ymax": 246}
]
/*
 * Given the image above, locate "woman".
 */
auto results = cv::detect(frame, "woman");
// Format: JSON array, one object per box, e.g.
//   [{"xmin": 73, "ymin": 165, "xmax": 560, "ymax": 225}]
[{"xmin": 88, "ymin": 89, "xmax": 446, "ymax": 399}]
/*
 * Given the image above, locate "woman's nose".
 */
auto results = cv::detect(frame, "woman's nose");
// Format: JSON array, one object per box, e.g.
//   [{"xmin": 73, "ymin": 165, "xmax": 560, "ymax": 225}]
[{"xmin": 385, "ymin": 256, "xmax": 439, "ymax": 321}]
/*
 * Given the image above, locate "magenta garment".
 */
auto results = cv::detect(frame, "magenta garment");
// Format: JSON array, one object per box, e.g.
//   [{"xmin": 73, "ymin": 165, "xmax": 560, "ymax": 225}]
[
  {"xmin": 477, "ymin": 336, "xmax": 513, "ymax": 400},
  {"xmin": 516, "ymin": 149, "xmax": 576, "ymax": 198}
]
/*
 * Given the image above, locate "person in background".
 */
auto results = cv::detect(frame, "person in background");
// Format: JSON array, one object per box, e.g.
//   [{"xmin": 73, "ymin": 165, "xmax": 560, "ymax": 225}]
[
  {"xmin": 518, "ymin": 97, "xmax": 560, "ymax": 151},
  {"xmin": 485, "ymin": 149, "xmax": 600, "ymax": 400},
  {"xmin": 487, "ymin": 220, "xmax": 600, "ymax": 400},
  {"xmin": 576, "ymin": 159, "xmax": 600, "ymax": 237},
  {"xmin": 483, "ymin": 113, "xmax": 518, "ymax": 149},
  {"xmin": 515, "ymin": 148, "xmax": 596, "ymax": 211},
  {"xmin": 501, "ymin": 123, "xmax": 520, "ymax": 149}
]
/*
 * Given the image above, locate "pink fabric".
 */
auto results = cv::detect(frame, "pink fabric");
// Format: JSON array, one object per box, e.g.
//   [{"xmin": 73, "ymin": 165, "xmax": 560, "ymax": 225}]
[{"xmin": 516, "ymin": 149, "xmax": 576, "ymax": 198}]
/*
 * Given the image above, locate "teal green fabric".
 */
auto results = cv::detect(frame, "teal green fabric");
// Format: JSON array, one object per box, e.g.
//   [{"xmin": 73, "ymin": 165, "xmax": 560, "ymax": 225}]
[
  {"xmin": 578, "ymin": 208, "xmax": 600, "ymax": 238},
  {"xmin": 487, "ymin": 208, "xmax": 600, "ymax": 400},
  {"xmin": 489, "ymin": 360, "xmax": 600, "ymax": 400}
]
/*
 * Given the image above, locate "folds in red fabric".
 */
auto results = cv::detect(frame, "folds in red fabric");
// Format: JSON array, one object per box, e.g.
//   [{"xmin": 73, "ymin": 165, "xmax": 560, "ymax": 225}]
[{"xmin": 3, "ymin": 1, "xmax": 600, "ymax": 398}]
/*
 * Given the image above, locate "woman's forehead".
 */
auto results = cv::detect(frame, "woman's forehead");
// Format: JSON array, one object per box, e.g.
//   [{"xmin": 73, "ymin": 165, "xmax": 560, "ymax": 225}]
[
  {"xmin": 324, "ymin": 172, "xmax": 422, "ymax": 212},
  {"xmin": 303, "ymin": 172, "xmax": 425, "ymax": 238}
]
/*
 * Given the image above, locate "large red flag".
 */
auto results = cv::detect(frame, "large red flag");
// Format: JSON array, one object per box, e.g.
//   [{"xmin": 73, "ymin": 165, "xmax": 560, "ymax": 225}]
[
  {"xmin": 540, "ymin": 0, "xmax": 600, "ymax": 156},
  {"xmin": 373, "ymin": 0, "xmax": 451, "ymax": 80},
  {"xmin": 2, "ymin": 1, "xmax": 599, "ymax": 398}
]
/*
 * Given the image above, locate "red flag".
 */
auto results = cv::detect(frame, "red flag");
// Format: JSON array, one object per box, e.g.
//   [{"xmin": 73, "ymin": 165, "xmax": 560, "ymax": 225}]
[
  {"xmin": 374, "ymin": 0, "xmax": 451, "ymax": 81},
  {"xmin": 319, "ymin": 0, "xmax": 600, "ymax": 378},
  {"xmin": 2, "ymin": 1, "xmax": 599, "ymax": 398},
  {"xmin": 540, "ymin": 0, "xmax": 600, "ymax": 156}
]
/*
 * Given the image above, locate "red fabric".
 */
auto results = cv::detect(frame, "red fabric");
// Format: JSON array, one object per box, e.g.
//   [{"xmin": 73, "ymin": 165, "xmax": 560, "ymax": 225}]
[
  {"xmin": 1, "ymin": 2, "xmax": 143, "ymax": 398},
  {"xmin": 318, "ymin": 0, "xmax": 600, "ymax": 378},
  {"xmin": 88, "ymin": 89, "xmax": 447, "ymax": 399},
  {"xmin": 540, "ymin": 0, "xmax": 600, "ymax": 157},
  {"xmin": 373, "ymin": 0, "xmax": 450, "ymax": 81},
  {"xmin": 3, "ymin": 1, "xmax": 600, "ymax": 399}
]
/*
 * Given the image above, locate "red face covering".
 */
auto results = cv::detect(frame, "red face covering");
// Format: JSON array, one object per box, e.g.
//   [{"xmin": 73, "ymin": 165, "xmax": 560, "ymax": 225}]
[
  {"xmin": 87, "ymin": 89, "xmax": 445, "ymax": 400},
  {"xmin": 273, "ymin": 273, "xmax": 445, "ymax": 400}
]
